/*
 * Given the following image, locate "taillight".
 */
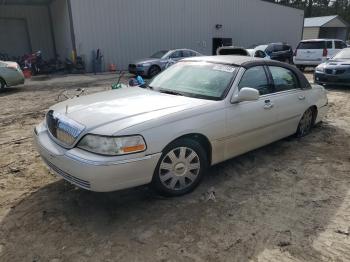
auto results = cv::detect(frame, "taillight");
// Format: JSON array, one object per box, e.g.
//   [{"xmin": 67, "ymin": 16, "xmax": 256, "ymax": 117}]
[
  {"xmin": 293, "ymin": 49, "xmax": 298, "ymax": 56},
  {"xmin": 6, "ymin": 63, "xmax": 19, "ymax": 71},
  {"xmin": 323, "ymin": 48, "xmax": 328, "ymax": 57}
]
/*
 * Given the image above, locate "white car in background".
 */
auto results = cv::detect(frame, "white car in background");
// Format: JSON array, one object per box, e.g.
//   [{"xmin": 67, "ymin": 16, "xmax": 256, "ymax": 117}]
[
  {"xmin": 0, "ymin": 61, "xmax": 25, "ymax": 89},
  {"xmin": 293, "ymin": 39, "xmax": 347, "ymax": 71},
  {"xmin": 247, "ymin": 47, "xmax": 271, "ymax": 59},
  {"xmin": 34, "ymin": 56, "xmax": 328, "ymax": 196}
]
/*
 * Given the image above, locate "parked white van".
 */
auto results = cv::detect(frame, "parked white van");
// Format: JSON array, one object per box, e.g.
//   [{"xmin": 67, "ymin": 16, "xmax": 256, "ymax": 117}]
[{"xmin": 293, "ymin": 39, "xmax": 347, "ymax": 71}]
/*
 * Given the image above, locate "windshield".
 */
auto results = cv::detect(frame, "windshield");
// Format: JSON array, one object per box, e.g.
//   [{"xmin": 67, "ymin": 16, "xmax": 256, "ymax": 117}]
[
  {"xmin": 298, "ymin": 41, "xmax": 325, "ymax": 49},
  {"xmin": 149, "ymin": 62, "xmax": 237, "ymax": 100},
  {"xmin": 255, "ymin": 45, "xmax": 268, "ymax": 51},
  {"xmin": 150, "ymin": 50, "xmax": 169, "ymax": 59},
  {"xmin": 333, "ymin": 48, "xmax": 350, "ymax": 59}
]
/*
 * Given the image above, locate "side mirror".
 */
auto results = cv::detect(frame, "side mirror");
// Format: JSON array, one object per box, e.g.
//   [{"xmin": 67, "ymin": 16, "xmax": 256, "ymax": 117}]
[{"xmin": 231, "ymin": 87, "xmax": 259, "ymax": 103}]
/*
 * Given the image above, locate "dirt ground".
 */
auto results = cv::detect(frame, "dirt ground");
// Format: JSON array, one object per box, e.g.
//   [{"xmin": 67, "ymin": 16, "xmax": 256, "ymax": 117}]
[{"xmin": 0, "ymin": 72, "xmax": 349, "ymax": 262}]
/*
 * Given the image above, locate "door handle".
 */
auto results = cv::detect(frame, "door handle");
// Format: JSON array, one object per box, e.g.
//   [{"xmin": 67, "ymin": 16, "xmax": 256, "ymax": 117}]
[
  {"xmin": 298, "ymin": 95, "xmax": 306, "ymax": 100},
  {"xmin": 264, "ymin": 102, "xmax": 274, "ymax": 110}
]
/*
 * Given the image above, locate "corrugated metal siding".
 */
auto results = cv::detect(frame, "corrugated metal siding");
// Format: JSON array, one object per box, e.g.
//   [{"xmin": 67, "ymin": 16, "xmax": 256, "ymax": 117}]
[
  {"xmin": 303, "ymin": 27, "xmax": 320, "ymax": 40},
  {"xmin": 50, "ymin": 0, "xmax": 73, "ymax": 60},
  {"xmin": 0, "ymin": 5, "xmax": 54, "ymax": 59},
  {"xmin": 70, "ymin": 0, "xmax": 304, "ymax": 71}
]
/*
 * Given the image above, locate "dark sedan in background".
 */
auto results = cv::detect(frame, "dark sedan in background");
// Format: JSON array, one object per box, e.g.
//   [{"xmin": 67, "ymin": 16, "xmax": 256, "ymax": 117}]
[
  {"xmin": 315, "ymin": 48, "xmax": 350, "ymax": 86},
  {"xmin": 129, "ymin": 49, "xmax": 201, "ymax": 78},
  {"xmin": 253, "ymin": 43, "xmax": 293, "ymax": 63}
]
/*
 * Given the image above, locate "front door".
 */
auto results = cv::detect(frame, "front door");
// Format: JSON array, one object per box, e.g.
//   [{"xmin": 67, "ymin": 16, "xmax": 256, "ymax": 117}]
[{"xmin": 225, "ymin": 66, "xmax": 279, "ymax": 159}]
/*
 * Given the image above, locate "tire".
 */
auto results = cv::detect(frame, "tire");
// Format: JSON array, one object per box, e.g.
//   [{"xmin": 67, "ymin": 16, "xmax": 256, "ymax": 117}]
[
  {"xmin": 148, "ymin": 65, "xmax": 161, "ymax": 78},
  {"xmin": 151, "ymin": 138, "xmax": 208, "ymax": 196},
  {"xmin": 296, "ymin": 107, "xmax": 315, "ymax": 137},
  {"xmin": 0, "ymin": 78, "xmax": 6, "ymax": 89}
]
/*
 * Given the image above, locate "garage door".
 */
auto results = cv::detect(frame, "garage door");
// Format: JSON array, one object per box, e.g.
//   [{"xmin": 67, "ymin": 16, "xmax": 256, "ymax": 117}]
[{"xmin": 0, "ymin": 18, "xmax": 31, "ymax": 59}]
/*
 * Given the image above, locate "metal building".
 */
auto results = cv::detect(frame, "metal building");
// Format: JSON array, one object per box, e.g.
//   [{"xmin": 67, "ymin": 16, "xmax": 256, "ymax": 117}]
[
  {"xmin": 303, "ymin": 15, "xmax": 349, "ymax": 41},
  {"xmin": 0, "ymin": 0, "xmax": 304, "ymax": 71}
]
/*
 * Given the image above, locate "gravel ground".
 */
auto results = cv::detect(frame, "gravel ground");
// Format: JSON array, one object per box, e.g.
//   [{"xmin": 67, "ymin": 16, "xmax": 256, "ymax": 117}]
[{"xmin": 0, "ymin": 72, "xmax": 349, "ymax": 262}]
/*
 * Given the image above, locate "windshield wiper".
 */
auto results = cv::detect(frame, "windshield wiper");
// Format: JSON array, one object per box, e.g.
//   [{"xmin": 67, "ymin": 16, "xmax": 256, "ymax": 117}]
[{"xmin": 159, "ymin": 89, "xmax": 184, "ymax": 96}]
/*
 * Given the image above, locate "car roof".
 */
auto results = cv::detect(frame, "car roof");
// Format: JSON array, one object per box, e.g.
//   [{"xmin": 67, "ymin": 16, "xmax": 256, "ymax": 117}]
[
  {"xmin": 300, "ymin": 39, "xmax": 343, "ymax": 42},
  {"xmin": 182, "ymin": 55, "xmax": 311, "ymax": 88},
  {"xmin": 183, "ymin": 55, "xmax": 256, "ymax": 66}
]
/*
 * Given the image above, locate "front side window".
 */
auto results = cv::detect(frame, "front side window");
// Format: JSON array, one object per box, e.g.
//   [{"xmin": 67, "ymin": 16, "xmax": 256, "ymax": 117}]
[
  {"xmin": 269, "ymin": 66, "xmax": 298, "ymax": 92},
  {"xmin": 169, "ymin": 51, "xmax": 183, "ymax": 59},
  {"xmin": 183, "ymin": 50, "xmax": 196, "ymax": 57},
  {"xmin": 238, "ymin": 66, "xmax": 271, "ymax": 95},
  {"xmin": 150, "ymin": 50, "xmax": 169, "ymax": 59},
  {"xmin": 327, "ymin": 41, "xmax": 333, "ymax": 48},
  {"xmin": 335, "ymin": 41, "xmax": 346, "ymax": 49},
  {"xmin": 150, "ymin": 62, "xmax": 236, "ymax": 100}
]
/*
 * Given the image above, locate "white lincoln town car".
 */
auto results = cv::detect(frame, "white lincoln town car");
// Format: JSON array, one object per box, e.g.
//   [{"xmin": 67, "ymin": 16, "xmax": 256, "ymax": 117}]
[{"xmin": 34, "ymin": 56, "xmax": 328, "ymax": 196}]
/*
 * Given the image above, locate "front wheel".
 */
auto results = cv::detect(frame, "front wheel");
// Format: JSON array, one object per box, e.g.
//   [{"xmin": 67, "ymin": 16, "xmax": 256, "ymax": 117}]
[
  {"xmin": 151, "ymin": 138, "xmax": 208, "ymax": 196},
  {"xmin": 296, "ymin": 108, "xmax": 315, "ymax": 137},
  {"xmin": 148, "ymin": 65, "xmax": 161, "ymax": 78}
]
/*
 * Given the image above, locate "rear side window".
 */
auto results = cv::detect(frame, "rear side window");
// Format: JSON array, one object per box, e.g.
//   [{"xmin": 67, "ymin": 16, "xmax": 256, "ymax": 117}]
[
  {"xmin": 298, "ymin": 41, "xmax": 325, "ymax": 49},
  {"xmin": 169, "ymin": 51, "xmax": 183, "ymax": 59},
  {"xmin": 238, "ymin": 66, "xmax": 272, "ymax": 95},
  {"xmin": 327, "ymin": 41, "xmax": 333, "ymax": 48},
  {"xmin": 274, "ymin": 44, "xmax": 284, "ymax": 52},
  {"xmin": 269, "ymin": 66, "xmax": 299, "ymax": 92},
  {"xmin": 335, "ymin": 41, "xmax": 347, "ymax": 49},
  {"xmin": 183, "ymin": 50, "xmax": 196, "ymax": 57}
]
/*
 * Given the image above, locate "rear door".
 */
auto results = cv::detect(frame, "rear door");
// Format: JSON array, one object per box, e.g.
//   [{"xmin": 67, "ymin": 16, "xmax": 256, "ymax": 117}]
[
  {"xmin": 266, "ymin": 66, "xmax": 309, "ymax": 136},
  {"xmin": 295, "ymin": 41, "xmax": 325, "ymax": 62}
]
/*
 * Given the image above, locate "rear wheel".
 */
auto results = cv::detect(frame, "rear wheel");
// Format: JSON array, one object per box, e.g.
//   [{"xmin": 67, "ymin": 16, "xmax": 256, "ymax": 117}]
[
  {"xmin": 148, "ymin": 65, "xmax": 161, "ymax": 78},
  {"xmin": 296, "ymin": 108, "xmax": 315, "ymax": 137},
  {"xmin": 152, "ymin": 138, "xmax": 208, "ymax": 196}
]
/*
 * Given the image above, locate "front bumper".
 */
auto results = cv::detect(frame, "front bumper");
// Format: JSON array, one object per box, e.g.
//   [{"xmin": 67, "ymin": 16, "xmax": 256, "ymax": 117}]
[
  {"xmin": 293, "ymin": 57, "xmax": 325, "ymax": 66},
  {"xmin": 34, "ymin": 123, "xmax": 161, "ymax": 192},
  {"xmin": 128, "ymin": 65, "xmax": 148, "ymax": 76},
  {"xmin": 314, "ymin": 72, "xmax": 350, "ymax": 86}
]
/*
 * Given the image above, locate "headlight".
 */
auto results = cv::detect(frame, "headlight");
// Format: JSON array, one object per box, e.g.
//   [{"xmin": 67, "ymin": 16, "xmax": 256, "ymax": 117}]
[
  {"xmin": 78, "ymin": 134, "xmax": 146, "ymax": 156},
  {"xmin": 316, "ymin": 64, "xmax": 325, "ymax": 72},
  {"xmin": 138, "ymin": 63, "xmax": 151, "ymax": 67}
]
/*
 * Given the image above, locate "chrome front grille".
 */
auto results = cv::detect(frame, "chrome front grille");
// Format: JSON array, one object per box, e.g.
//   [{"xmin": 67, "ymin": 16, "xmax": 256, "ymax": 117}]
[
  {"xmin": 46, "ymin": 110, "xmax": 85, "ymax": 146},
  {"xmin": 43, "ymin": 157, "xmax": 91, "ymax": 190},
  {"xmin": 325, "ymin": 69, "xmax": 346, "ymax": 75}
]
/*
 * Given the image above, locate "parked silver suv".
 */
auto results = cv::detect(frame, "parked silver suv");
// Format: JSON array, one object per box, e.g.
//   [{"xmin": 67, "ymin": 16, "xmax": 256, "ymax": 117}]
[
  {"xmin": 293, "ymin": 39, "xmax": 347, "ymax": 71},
  {"xmin": 129, "ymin": 49, "xmax": 201, "ymax": 78}
]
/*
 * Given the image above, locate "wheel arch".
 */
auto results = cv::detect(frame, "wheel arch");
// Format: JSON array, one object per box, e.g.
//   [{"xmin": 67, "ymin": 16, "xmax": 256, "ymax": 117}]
[
  {"xmin": 163, "ymin": 133, "xmax": 212, "ymax": 165},
  {"xmin": 0, "ymin": 77, "xmax": 7, "ymax": 87},
  {"xmin": 310, "ymin": 105, "xmax": 318, "ymax": 124}
]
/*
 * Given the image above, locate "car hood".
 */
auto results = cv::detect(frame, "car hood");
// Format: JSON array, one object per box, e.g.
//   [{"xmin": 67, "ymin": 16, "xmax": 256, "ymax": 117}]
[
  {"xmin": 50, "ymin": 88, "xmax": 210, "ymax": 135},
  {"xmin": 325, "ymin": 59, "xmax": 350, "ymax": 67},
  {"xmin": 131, "ymin": 58, "xmax": 161, "ymax": 65}
]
